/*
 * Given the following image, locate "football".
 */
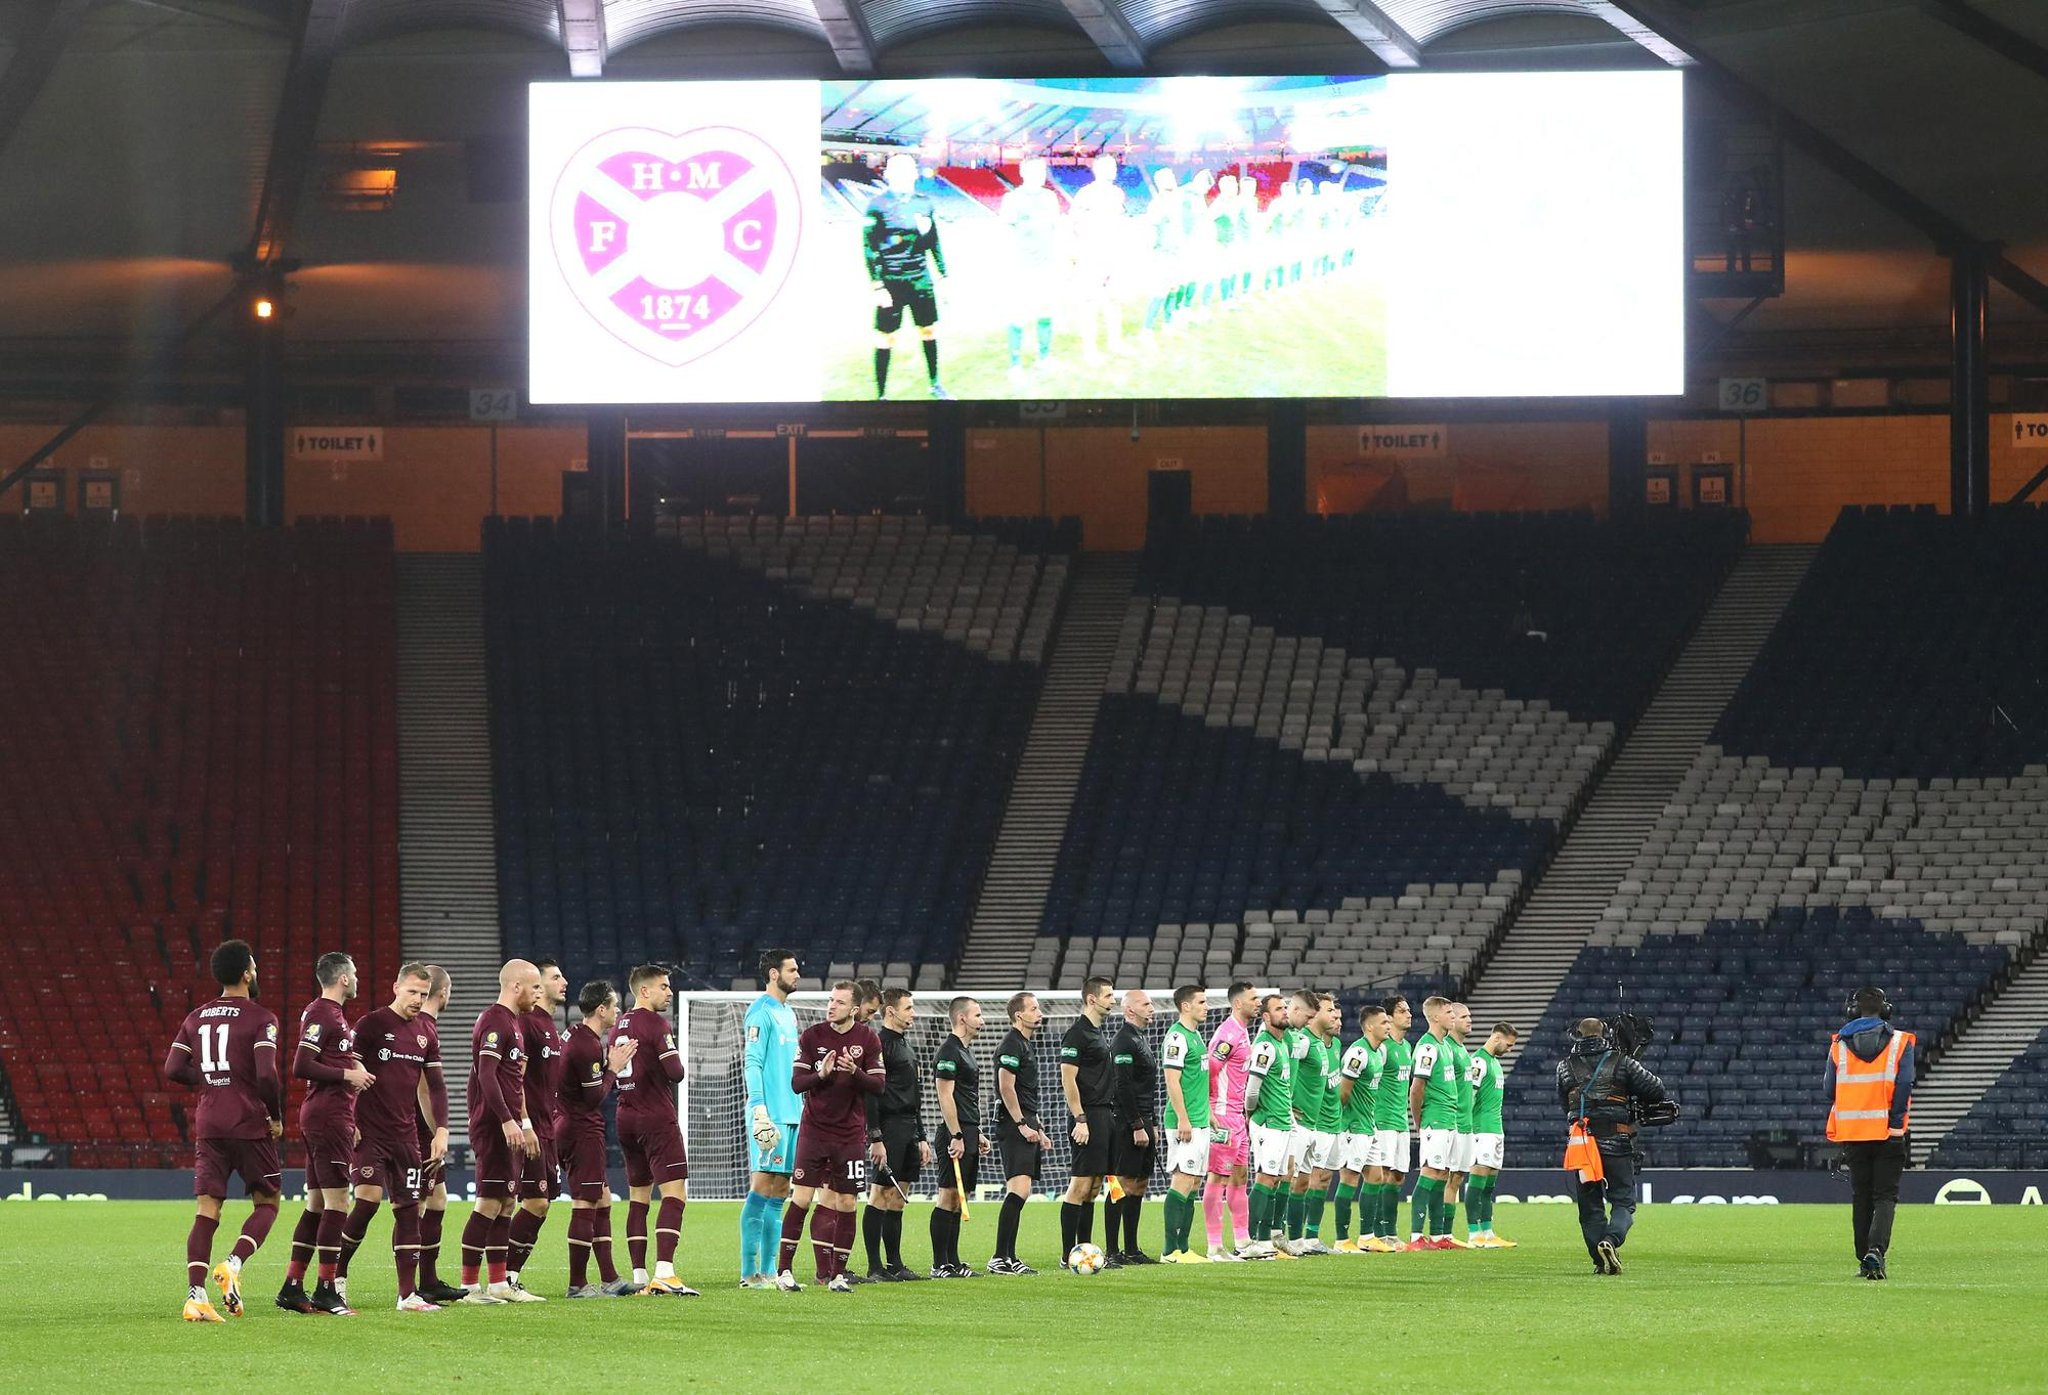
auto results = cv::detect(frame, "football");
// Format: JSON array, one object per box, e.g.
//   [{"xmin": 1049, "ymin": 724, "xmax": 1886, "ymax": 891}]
[{"xmin": 1067, "ymin": 1243, "xmax": 1106, "ymax": 1275}]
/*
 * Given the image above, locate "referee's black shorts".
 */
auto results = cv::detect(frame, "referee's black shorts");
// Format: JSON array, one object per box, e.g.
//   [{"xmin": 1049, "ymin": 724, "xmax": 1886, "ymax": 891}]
[
  {"xmin": 879, "ymin": 1117, "xmax": 922, "ymax": 1188},
  {"xmin": 1071, "ymin": 1105, "xmax": 1116, "ymax": 1178},
  {"xmin": 1113, "ymin": 1123, "xmax": 1156, "ymax": 1182},
  {"xmin": 938, "ymin": 1128, "xmax": 981, "ymax": 1193},
  {"xmin": 875, "ymin": 279, "xmax": 939, "ymax": 333},
  {"xmin": 997, "ymin": 1126, "xmax": 1042, "ymax": 1183}
]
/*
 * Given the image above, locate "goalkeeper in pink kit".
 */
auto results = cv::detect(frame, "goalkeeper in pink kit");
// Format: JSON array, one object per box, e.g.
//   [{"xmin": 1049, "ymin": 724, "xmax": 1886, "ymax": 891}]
[{"xmin": 1203, "ymin": 981, "xmax": 1259, "ymax": 1258}]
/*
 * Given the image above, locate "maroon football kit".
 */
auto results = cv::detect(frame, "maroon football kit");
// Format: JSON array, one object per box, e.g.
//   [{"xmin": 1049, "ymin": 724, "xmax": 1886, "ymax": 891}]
[
  {"xmin": 610, "ymin": 1006, "xmax": 687, "ymax": 1186},
  {"xmin": 468, "ymin": 1003, "xmax": 528, "ymax": 1200},
  {"xmin": 519, "ymin": 1005, "xmax": 566, "ymax": 1200},
  {"xmin": 293, "ymin": 996, "xmax": 358, "ymax": 1192},
  {"xmin": 792, "ymin": 1020, "xmax": 886, "ymax": 1196},
  {"xmin": 165, "ymin": 995, "xmax": 284, "ymax": 1198}
]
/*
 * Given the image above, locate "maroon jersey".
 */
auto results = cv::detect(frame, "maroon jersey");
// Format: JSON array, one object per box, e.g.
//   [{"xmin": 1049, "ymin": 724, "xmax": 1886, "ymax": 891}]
[
  {"xmin": 353, "ymin": 1005, "xmax": 435, "ymax": 1141},
  {"xmin": 559, "ymin": 1021, "xmax": 612, "ymax": 1138},
  {"xmin": 293, "ymin": 996, "xmax": 359, "ymax": 1136},
  {"xmin": 469, "ymin": 1003, "xmax": 528, "ymax": 1128},
  {"xmin": 417, "ymin": 1011, "xmax": 448, "ymax": 1132},
  {"xmin": 610, "ymin": 1006, "xmax": 684, "ymax": 1126},
  {"xmin": 165, "ymin": 996, "xmax": 283, "ymax": 1140},
  {"xmin": 523, "ymin": 1006, "xmax": 566, "ymax": 1138},
  {"xmin": 793, "ymin": 1021, "xmax": 886, "ymax": 1144}
]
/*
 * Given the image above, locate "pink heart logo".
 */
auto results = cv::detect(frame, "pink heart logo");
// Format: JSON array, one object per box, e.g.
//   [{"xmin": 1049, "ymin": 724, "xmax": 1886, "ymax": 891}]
[{"xmin": 548, "ymin": 124, "xmax": 803, "ymax": 368}]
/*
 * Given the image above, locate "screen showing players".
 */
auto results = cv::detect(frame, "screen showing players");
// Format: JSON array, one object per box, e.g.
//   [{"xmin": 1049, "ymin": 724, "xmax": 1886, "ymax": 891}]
[{"xmin": 528, "ymin": 73, "xmax": 1681, "ymax": 404}]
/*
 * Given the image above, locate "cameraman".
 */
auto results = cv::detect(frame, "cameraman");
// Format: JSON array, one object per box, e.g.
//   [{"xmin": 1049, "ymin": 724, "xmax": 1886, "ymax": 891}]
[{"xmin": 1556, "ymin": 1016, "xmax": 1670, "ymax": 1275}]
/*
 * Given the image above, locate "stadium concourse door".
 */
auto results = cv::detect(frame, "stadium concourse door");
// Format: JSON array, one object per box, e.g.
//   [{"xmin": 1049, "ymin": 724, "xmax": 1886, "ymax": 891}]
[{"xmin": 625, "ymin": 427, "xmax": 937, "ymax": 525}]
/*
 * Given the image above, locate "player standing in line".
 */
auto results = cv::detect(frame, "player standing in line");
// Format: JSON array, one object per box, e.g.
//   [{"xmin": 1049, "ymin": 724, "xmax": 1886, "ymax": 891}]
[
  {"xmin": 1442, "ymin": 1002, "xmax": 1477, "ymax": 1247},
  {"xmin": 864, "ymin": 151, "xmax": 951, "ymax": 400},
  {"xmin": 411, "ymin": 966, "xmax": 463, "ymax": 1305},
  {"xmin": 1058, "ymin": 976, "xmax": 1118, "ymax": 1267},
  {"xmin": 1467, "ymin": 1020, "xmax": 1517, "ymax": 1248},
  {"xmin": 612, "ymin": 964, "xmax": 697, "ymax": 1296},
  {"xmin": 560, "ymin": 978, "xmax": 640, "ymax": 1296},
  {"xmin": 1243, "ymin": 992, "xmax": 1296, "ymax": 1259},
  {"xmin": 742, "ymin": 949, "xmax": 802, "ymax": 1290},
  {"xmin": 1142, "ymin": 167, "xmax": 1185, "ymax": 336},
  {"xmin": 777, "ymin": 981, "xmax": 885, "ymax": 1292},
  {"xmin": 1181, "ymin": 168, "xmax": 1215, "ymax": 321},
  {"xmin": 1286, "ymin": 992, "xmax": 1341, "ymax": 1254},
  {"xmin": 164, "ymin": 940, "xmax": 284, "ymax": 1321},
  {"xmin": 864, "ymin": 987, "xmax": 932, "ymax": 1281},
  {"xmin": 1000, "ymin": 156, "xmax": 1062, "ymax": 376},
  {"xmin": 1204, "ymin": 980, "xmax": 1258, "ymax": 1260},
  {"xmin": 988, "ymin": 991, "xmax": 1049, "ymax": 1275},
  {"xmin": 1067, "ymin": 154, "xmax": 1131, "ymax": 362},
  {"xmin": 340, "ymin": 963, "xmax": 441, "ymax": 1311},
  {"xmin": 464, "ymin": 959, "xmax": 539, "ymax": 1301},
  {"xmin": 1407, "ymin": 995, "xmax": 1458, "ymax": 1249},
  {"xmin": 279, "ymin": 952, "xmax": 370, "ymax": 1315},
  {"xmin": 1108, "ymin": 988, "xmax": 1158, "ymax": 1264},
  {"xmin": 506, "ymin": 958, "xmax": 568, "ymax": 1291},
  {"xmin": 931, "ymin": 996, "xmax": 989, "ymax": 1278},
  {"xmin": 843, "ymin": 979, "xmax": 885, "ymax": 1284},
  {"xmin": 1157, "ymin": 985, "xmax": 1211, "ymax": 1263},
  {"xmin": 1332, "ymin": 1003, "xmax": 1390, "ymax": 1252},
  {"xmin": 1367, "ymin": 994, "xmax": 1415, "ymax": 1250}
]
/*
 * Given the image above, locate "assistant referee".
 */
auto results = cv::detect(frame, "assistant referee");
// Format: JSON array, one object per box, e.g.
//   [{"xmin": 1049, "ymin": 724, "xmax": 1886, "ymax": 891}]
[{"xmin": 1059, "ymin": 977, "xmax": 1119, "ymax": 1268}]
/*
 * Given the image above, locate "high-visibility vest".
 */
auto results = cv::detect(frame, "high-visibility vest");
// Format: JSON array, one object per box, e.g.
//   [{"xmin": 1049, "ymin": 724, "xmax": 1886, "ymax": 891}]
[{"xmin": 1826, "ymin": 1029, "xmax": 1914, "ymax": 1142}]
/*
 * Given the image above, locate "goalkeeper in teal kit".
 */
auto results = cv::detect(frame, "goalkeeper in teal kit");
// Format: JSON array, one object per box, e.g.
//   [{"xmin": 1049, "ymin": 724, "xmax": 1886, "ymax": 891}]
[{"xmin": 741, "ymin": 950, "xmax": 804, "ymax": 1288}]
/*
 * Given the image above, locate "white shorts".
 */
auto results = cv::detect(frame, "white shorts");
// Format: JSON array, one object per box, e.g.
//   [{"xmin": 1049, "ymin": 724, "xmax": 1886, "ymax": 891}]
[
  {"xmin": 1336, "ymin": 1131, "xmax": 1373, "ymax": 1174},
  {"xmin": 1165, "ymin": 1132, "xmax": 1209, "ymax": 1178},
  {"xmin": 1250, "ymin": 1121, "xmax": 1292, "ymax": 1178},
  {"xmin": 1293, "ymin": 1130, "xmax": 1337, "ymax": 1176},
  {"xmin": 1417, "ymin": 1127, "xmax": 1458, "ymax": 1172},
  {"xmin": 1473, "ymin": 1133, "xmax": 1504, "ymax": 1170},
  {"xmin": 1366, "ymin": 1128, "xmax": 1410, "ymax": 1173},
  {"xmin": 1450, "ymin": 1131, "xmax": 1475, "ymax": 1174}
]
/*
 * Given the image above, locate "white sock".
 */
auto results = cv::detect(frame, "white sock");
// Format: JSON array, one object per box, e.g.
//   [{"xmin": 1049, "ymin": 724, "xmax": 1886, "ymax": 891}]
[
  {"xmin": 225, "ymin": 1255, "xmax": 243, "ymax": 1274},
  {"xmin": 334, "ymin": 1277, "xmax": 348, "ymax": 1299},
  {"xmin": 632, "ymin": 1267, "xmax": 648, "ymax": 1285},
  {"xmin": 189, "ymin": 1284, "xmax": 206, "ymax": 1302},
  {"xmin": 655, "ymin": 1261, "xmax": 676, "ymax": 1280},
  {"xmin": 506, "ymin": 1270, "xmax": 520, "ymax": 1285}
]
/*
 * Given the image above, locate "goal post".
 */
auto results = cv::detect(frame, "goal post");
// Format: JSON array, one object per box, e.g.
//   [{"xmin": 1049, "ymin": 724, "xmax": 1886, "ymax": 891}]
[{"xmin": 673, "ymin": 987, "xmax": 1186, "ymax": 1202}]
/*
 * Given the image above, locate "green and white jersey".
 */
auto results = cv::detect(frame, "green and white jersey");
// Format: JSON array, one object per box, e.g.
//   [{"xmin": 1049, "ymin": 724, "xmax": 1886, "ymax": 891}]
[
  {"xmin": 1449, "ymin": 1036, "xmax": 1476, "ymax": 1133},
  {"xmin": 1294, "ymin": 1032, "xmax": 1341, "ymax": 1133},
  {"xmin": 1471, "ymin": 1046, "xmax": 1504, "ymax": 1134},
  {"xmin": 1247, "ymin": 1027, "xmax": 1294, "ymax": 1128},
  {"xmin": 1411, "ymin": 1031, "xmax": 1460, "ymax": 1130},
  {"xmin": 1339, "ymin": 1036, "xmax": 1385, "ymax": 1134},
  {"xmin": 1375, "ymin": 1035, "xmax": 1412, "ymax": 1131},
  {"xmin": 1161, "ymin": 1021, "xmax": 1211, "ymax": 1131}
]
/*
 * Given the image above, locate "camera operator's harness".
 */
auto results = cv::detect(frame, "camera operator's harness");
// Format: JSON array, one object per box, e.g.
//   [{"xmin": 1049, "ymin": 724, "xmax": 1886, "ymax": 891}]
[{"xmin": 1562, "ymin": 1019, "xmax": 1679, "ymax": 1184}]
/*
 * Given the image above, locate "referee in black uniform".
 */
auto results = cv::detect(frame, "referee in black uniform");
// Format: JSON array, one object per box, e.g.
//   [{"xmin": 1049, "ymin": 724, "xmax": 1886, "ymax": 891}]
[
  {"xmin": 931, "ymin": 996, "xmax": 989, "ymax": 1278},
  {"xmin": 990, "ymin": 992, "xmax": 1048, "ymax": 1275},
  {"xmin": 1059, "ymin": 976, "xmax": 1119, "ymax": 1268},
  {"xmin": 863, "ymin": 988, "xmax": 930, "ymax": 1281},
  {"xmin": 1109, "ymin": 988, "xmax": 1160, "ymax": 1264}
]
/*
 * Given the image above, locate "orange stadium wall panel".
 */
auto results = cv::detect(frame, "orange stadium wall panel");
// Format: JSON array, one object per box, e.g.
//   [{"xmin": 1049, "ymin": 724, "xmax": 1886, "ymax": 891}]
[
  {"xmin": 1305, "ymin": 421, "xmax": 1609, "ymax": 517},
  {"xmin": 966, "ymin": 425, "xmax": 1268, "ymax": 549}
]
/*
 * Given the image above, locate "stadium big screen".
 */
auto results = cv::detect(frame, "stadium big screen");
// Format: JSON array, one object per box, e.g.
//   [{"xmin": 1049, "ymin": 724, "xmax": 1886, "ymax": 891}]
[{"xmin": 529, "ymin": 72, "xmax": 1682, "ymax": 404}]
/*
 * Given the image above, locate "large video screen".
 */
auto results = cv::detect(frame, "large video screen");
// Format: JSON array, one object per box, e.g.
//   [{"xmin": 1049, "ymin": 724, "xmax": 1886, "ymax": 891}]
[{"xmin": 529, "ymin": 73, "xmax": 1681, "ymax": 404}]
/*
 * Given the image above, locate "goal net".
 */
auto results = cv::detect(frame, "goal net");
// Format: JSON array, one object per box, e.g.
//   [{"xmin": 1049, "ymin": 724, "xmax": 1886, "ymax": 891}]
[{"xmin": 674, "ymin": 987, "xmax": 1184, "ymax": 1202}]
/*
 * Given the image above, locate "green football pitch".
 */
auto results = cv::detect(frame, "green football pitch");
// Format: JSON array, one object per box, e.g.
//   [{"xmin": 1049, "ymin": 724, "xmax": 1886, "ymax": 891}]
[{"xmin": 2, "ymin": 1201, "xmax": 2041, "ymax": 1392}]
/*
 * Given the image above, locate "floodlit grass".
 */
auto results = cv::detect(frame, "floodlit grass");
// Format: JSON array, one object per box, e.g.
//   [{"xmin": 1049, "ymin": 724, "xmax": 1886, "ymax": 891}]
[{"xmin": 1, "ymin": 1200, "xmax": 2038, "ymax": 1391}]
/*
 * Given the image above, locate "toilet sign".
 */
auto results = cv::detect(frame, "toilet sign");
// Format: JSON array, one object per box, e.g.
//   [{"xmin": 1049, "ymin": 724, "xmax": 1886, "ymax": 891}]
[
  {"xmin": 1358, "ymin": 425, "xmax": 1446, "ymax": 458},
  {"xmin": 2011, "ymin": 413, "xmax": 2048, "ymax": 447},
  {"xmin": 292, "ymin": 427, "xmax": 384, "ymax": 461}
]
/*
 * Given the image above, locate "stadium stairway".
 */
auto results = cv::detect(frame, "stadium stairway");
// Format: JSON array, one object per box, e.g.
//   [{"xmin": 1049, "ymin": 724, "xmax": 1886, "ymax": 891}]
[
  {"xmin": 1911, "ymin": 946, "xmax": 2048, "ymax": 1163},
  {"xmin": 960, "ymin": 552, "xmax": 1138, "ymax": 985},
  {"xmin": 396, "ymin": 553, "xmax": 504, "ymax": 1133},
  {"xmin": 1465, "ymin": 544, "xmax": 1817, "ymax": 1065}
]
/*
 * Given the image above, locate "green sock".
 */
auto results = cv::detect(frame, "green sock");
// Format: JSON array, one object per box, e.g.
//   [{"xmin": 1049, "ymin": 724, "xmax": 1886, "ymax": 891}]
[
  {"xmin": 1163, "ymin": 1191, "xmax": 1184, "ymax": 1253},
  {"xmin": 1383, "ymin": 1183, "xmax": 1401, "ymax": 1238},
  {"xmin": 1249, "ymin": 1183, "xmax": 1272, "ymax": 1240},
  {"xmin": 1468, "ymin": 1180, "xmax": 1485, "ymax": 1231},
  {"xmin": 1286, "ymin": 1191, "xmax": 1306, "ymax": 1240},
  {"xmin": 1479, "ymin": 1179, "xmax": 1496, "ymax": 1230},
  {"xmin": 1333, "ymin": 1183, "xmax": 1356, "ymax": 1240},
  {"xmin": 1409, "ymin": 1181, "xmax": 1429, "ymax": 1237},
  {"xmin": 1305, "ymin": 1191, "xmax": 1327, "ymax": 1238}
]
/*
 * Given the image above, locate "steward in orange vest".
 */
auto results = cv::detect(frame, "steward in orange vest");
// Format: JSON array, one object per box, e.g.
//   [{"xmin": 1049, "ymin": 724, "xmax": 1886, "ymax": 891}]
[{"xmin": 1824, "ymin": 986, "xmax": 1914, "ymax": 1281}]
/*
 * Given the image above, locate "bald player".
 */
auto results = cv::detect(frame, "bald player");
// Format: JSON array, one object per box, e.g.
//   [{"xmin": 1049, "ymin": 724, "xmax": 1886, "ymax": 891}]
[
  {"xmin": 507, "ymin": 958, "xmax": 569, "ymax": 1292},
  {"xmin": 463, "ymin": 959, "xmax": 541, "ymax": 1302},
  {"xmin": 413, "ymin": 966, "xmax": 464, "ymax": 1304}
]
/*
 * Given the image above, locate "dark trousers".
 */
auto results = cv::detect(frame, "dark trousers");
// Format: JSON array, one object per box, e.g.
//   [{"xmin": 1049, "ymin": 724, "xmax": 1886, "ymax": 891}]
[
  {"xmin": 1574, "ymin": 1145, "xmax": 1637, "ymax": 1259},
  {"xmin": 1843, "ymin": 1134, "xmax": 1907, "ymax": 1259}
]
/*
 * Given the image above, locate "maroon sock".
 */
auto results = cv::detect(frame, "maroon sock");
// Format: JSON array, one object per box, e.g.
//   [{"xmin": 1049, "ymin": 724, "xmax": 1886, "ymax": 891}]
[
  {"xmin": 593, "ymin": 1208, "xmax": 619, "ymax": 1283},
  {"xmin": 336, "ymin": 1199, "xmax": 379, "ymax": 1278},
  {"xmin": 655, "ymin": 1196, "xmax": 684, "ymax": 1267},
  {"xmin": 316, "ymin": 1206, "xmax": 346, "ymax": 1284},
  {"xmin": 393, "ymin": 1205, "xmax": 421, "ymax": 1298},
  {"xmin": 487, "ymin": 1209, "xmax": 514, "ymax": 1284},
  {"xmin": 186, "ymin": 1213, "xmax": 220, "ymax": 1291},
  {"xmin": 459, "ymin": 1210, "xmax": 490, "ymax": 1286},
  {"xmin": 232, "ymin": 1202, "xmax": 277, "ymax": 1264},
  {"xmin": 833, "ymin": 1206, "xmax": 856, "ymax": 1278},
  {"xmin": 568, "ymin": 1209, "xmax": 594, "ymax": 1288},
  {"xmin": 628, "ymin": 1199, "xmax": 650, "ymax": 1273},
  {"xmin": 508, "ymin": 1206, "xmax": 544, "ymax": 1275},
  {"xmin": 287, "ymin": 1207, "xmax": 319, "ymax": 1281},
  {"xmin": 810, "ymin": 1204, "xmax": 836, "ymax": 1280},
  {"xmin": 777, "ymin": 1201, "xmax": 808, "ymax": 1276},
  {"xmin": 418, "ymin": 1207, "xmax": 445, "ymax": 1285}
]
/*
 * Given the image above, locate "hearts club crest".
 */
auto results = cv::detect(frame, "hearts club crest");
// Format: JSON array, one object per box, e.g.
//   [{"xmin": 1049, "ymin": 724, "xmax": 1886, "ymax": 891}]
[{"xmin": 549, "ymin": 124, "xmax": 803, "ymax": 368}]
